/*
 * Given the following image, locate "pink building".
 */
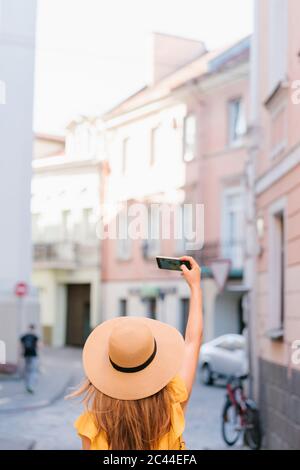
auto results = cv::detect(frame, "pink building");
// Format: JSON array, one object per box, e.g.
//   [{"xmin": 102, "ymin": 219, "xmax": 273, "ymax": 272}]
[
  {"xmin": 249, "ymin": 0, "xmax": 300, "ymax": 449},
  {"xmin": 99, "ymin": 34, "xmax": 250, "ymax": 343}
]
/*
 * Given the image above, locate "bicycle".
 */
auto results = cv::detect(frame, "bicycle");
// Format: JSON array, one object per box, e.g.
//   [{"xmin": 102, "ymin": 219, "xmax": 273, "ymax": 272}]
[{"xmin": 221, "ymin": 374, "xmax": 262, "ymax": 450}]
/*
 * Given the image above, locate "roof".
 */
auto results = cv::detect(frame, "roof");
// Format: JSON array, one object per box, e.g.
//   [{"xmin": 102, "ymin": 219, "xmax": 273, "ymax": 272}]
[
  {"xmin": 35, "ymin": 133, "xmax": 65, "ymax": 143},
  {"xmin": 102, "ymin": 36, "xmax": 250, "ymax": 122}
]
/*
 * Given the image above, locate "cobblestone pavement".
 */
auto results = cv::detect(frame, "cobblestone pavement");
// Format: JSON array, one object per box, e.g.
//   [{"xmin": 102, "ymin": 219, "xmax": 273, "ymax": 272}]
[
  {"xmin": 185, "ymin": 377, "xmax": 238, "ymax": 449},
  {"xmin": 0, "ymin": 348, "xmax": 244, "ymax": 450}
]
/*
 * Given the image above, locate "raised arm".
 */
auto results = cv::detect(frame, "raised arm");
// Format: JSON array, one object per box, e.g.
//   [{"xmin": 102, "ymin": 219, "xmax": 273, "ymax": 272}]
[{"xmin": 179, "ymin": 256, "xmax": 203, "ymax": 405}]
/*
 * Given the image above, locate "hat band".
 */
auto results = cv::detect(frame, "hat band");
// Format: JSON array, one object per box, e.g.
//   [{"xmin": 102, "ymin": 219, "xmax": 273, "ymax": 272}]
[{"xmin": 109, "ymin": 339, "xmax": 157, "ymax": 373}]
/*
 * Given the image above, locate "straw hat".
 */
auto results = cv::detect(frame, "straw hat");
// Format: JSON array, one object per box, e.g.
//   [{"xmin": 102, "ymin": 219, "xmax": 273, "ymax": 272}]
[{"xmin": 82, "ymin": 316, "xmax": 185, "ymax": 400}]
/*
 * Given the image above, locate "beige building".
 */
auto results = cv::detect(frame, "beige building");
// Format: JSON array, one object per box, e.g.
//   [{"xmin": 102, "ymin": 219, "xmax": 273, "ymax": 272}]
[
  {"xmin": 99, "ymin": 33, "xmax": 250, "ymax": 341},
  {"xmin": 31, "ymin": 119, "xmax": 102, "ymax": 346},
  {"xmin": 247, "ymin": 0, "xmax": 300, "ymax": 449},
  {"xmin": 31, "ymin": 33, "xmax": 251, "ymax": 352}
]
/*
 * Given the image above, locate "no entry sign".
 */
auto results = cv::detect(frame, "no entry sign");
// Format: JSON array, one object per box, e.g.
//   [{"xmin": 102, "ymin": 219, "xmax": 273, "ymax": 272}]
[
  {"xmin": 15, "ymin": 282, "xmax": 28, "ymax": 298},
  {"xmin": 210, "ymin": 259, "xmax": 232, "ymax": 293}
]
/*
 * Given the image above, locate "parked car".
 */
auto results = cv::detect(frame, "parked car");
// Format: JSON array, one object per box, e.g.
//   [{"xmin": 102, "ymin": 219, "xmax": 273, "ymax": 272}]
[{"xmin": 199, "ymin": 334, "xmax": 248, "ymax": 385}]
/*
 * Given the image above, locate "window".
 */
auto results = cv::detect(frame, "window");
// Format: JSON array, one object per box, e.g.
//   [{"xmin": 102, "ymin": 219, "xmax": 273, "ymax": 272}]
[
  {"xmin": 121, "ymin": 136, "xmax": 137, "ymax": 174},
  {"xmin": 228, "ymin": 98, "xmax": 246, "ymax": 147},
  {"xmin": 144, "ymin": 298, "xmax": 157, "ymax": 320},
  {"xmin": 277, "ymin": 212, "xmax": 285, "ymax": 330},
  {"xmin": 83, "ymin": 208, "xmax": 94, "ymax": 240},
  {"xmin": 175, "ymin": 204, "xmax": 194, "ymax": 254},
  {"xmin": 222, "ymin": 189, "xmax": 244, "ymax": 268},
  {"xmin": 269, "ymin": 206, "xmax": 285, "ymax": 337},
  {"xmin": 175, "ymin": 205, "xmax": 184, "ymax": 254},
  {"xmin": 116, "ymin": 210, "xmax": 131, "ymax": 260},
  {"xmin": 122, "ymin": 137, "xmax": 129, "ymax": 174},
  {"xmin": 119, "ymin": 299, "xmax": 127, "ymax": 317},
  {"xmin": 268, "ymin": 0, "xmax": 288, "ymax": 93},
  {"xmin": 183, "ymin": 115, "xmax": 196, "ymax": 162},
  {"xmin": 62, "ymin": 210, "xmax": 72, "ymax": 240},
  {"xmin": 150, "ymin": 126, "xmax": 162, "ymax": 166},
  {"xmin": 148, "ymin": 205, "xmax": 160, "ymax": 256},
  {"xmin": 269, "ymin": 102, "xmax": 287, "ymax": 160},
  {"xmin": 142, "ymin": 205, "xmax": 160, "ymax": 258},
  {"xmin": 74, "ymin": 125, "xmax": 90, "ymax": 159}
]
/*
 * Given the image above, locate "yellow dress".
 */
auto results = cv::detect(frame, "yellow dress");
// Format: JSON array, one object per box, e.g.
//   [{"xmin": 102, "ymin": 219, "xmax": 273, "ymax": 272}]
[{"xmin": 74, "ymin": 375, "xmax": 188, "ymax": 450}]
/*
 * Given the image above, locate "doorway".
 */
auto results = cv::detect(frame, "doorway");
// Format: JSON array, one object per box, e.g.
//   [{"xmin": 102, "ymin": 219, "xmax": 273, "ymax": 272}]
[
  {"xmin": 180, "ymin": 298, "xmax": 189, "ymax": 336},
  {"xmin": 66, "ymin": 284, "xmax": 91, "ymax": 346},
  {"xmin": 144, "ymin": 297, "xmax": 157, "ymax": 319}
]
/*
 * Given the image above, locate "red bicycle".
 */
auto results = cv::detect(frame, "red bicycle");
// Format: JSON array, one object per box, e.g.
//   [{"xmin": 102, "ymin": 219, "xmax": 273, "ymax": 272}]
[{"xmin": 221, "ymin": 374, "xmax": 262, "ymax": 450}]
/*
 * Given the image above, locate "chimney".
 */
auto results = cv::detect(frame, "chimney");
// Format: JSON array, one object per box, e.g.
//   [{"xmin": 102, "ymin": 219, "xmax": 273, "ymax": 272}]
[{"xmin": 147, "ymin": 32, "xmax": 206, "ymax": 84}]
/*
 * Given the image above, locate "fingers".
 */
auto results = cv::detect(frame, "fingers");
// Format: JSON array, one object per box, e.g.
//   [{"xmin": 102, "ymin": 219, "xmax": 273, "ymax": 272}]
[
  {"xmin": 180, "ymin": 255, "xmax": 197, "ymax": 269},
  {"xmin": 180, "ymin": 264, "xmax": 189, "ymax": 274}
]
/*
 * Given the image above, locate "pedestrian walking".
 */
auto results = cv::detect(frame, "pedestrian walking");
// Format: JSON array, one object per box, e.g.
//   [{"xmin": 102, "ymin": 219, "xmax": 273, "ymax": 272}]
[
  {"xmin": 20, "ymin": 324, "xmax": 39, "ymax": 394},
  {"xmin": 70, "ymin": 256, "xmax": 203, "ymax": 450}
]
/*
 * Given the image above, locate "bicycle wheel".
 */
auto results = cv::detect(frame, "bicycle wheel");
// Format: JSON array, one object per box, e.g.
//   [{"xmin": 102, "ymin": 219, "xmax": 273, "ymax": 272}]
[
  {"xmin": 201, "ymin": 363, "xmax": 214, "ymax": 386},
  {"xmin": 244, "ymin": 401, "xmax": 262, "ymax": 450},
  {"xmin": 221, "ymin": 399, "xmax": 242, "ymax": 446}
]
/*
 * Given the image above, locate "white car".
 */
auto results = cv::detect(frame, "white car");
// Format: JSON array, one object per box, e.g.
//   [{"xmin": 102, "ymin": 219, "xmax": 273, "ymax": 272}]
[{"xmin": 199, "ymin": 334, "xmax": 248, "ymax": 385}]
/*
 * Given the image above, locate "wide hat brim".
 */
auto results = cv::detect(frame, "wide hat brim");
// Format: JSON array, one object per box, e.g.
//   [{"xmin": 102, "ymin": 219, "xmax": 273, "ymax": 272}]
[{"xmin": 82, "ymin": 316, "xmax": 185, "ymax": 400}]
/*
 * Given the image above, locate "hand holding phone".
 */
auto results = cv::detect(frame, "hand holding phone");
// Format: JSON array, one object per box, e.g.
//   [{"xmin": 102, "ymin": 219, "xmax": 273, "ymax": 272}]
[
  {"xmin": 179, "ymin": 256, "xmax": 201, "ymax": 290},
  {"xmin": 156, "ymin": 256, "xmax": 201, "ymax": 290},
  {"xmin": 156, "ymin": 256, "xmax": 191, "ymax": 271}
]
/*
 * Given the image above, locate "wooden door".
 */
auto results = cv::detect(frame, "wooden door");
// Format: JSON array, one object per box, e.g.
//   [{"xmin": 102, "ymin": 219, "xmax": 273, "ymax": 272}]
[{"xmin": 66, "ymin": 284, "xmax": 91, "ymax": 346}]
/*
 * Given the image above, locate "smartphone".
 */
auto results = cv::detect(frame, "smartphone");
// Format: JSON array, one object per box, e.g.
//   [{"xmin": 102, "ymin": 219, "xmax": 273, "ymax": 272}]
[{"xmin": 156, "ymin": 256, "xmax": 191, "ymax": 271}]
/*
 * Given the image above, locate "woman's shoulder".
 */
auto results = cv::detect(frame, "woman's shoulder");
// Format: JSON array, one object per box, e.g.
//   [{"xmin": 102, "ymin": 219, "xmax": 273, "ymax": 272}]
[
  {"xmin": 74, "ymin": 410, "xmax": 99, "ymax": 440},
  {"xmin": 167, "ymin": 375, "xmax": 188, "ymax": 403},
  {"xmin": 74, "ymin": 411, "xmax": 109, "ymax": 450}
]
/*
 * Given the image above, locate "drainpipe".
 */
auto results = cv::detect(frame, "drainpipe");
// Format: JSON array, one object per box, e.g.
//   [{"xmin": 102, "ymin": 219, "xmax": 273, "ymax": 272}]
[{"xmin": 244, "ymin": 0, "xmax": 261, "ymax": 400}]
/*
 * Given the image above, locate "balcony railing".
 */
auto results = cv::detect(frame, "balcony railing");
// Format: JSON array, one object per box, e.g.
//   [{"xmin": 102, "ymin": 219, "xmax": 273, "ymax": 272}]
[
  {"xmin": 33, "ymin": 241, "xmax": 99, "ymax": 269},
  {"xmin": 191, "ymin": 240, "xmax": 244, "ymax": 271}
]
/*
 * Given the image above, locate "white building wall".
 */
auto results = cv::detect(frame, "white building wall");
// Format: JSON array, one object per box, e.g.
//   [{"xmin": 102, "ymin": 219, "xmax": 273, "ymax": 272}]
[
  {"xmin": 101, "ymin": 279, "xmax": 191, "ymax": 332},
  {"xmin": 31, "ymin": 124, "xmax": 102, "ymax": 347},
  {"xmin": 32, "ymin": 267, "xmax": 101, "ymax": 347},
  {"xmin": 104, "ymin": 104, "xmax": 187, "ymax": 204},
  {"xmin": 0, "ymin": 0, "xmax": 38, "ymax": 363}
]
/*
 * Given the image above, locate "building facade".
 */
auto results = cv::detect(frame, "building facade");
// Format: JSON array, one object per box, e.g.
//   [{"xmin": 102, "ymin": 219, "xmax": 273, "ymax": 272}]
[
  {"xmin": 0, "ymin": 0, "xmax": 39, "ymax": 365},
  {"xmin": 31, "ymin": 119, "xmax": 102, "ymax": 347},
  {"xmin": 249, "ymin": 0, "xmax": 300, "ymax": 449},
  {"xmin": 180, "ymin": 37, "xmax": 250, "ymax": 342},
  {"xmin": 30, "ymin": 33, "xmax": 251, "ymax": 355},
  {"xmin": 98, "ymin": 34, "xmax": 250, "ymax": 341}
]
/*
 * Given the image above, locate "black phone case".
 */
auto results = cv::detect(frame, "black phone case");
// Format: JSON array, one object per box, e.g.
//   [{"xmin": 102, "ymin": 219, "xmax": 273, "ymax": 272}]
[{"xmin": 156, "ymin": 258, "xmax": 191, "ymax": 271}]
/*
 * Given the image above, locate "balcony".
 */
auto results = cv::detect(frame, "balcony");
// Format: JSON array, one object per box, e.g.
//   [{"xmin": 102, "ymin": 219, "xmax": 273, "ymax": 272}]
[
  {"xmin": 33, "ymin": 241, "xmax": 100, "ymax": 270},
  {"xmin": 191, "ymin": 240, "xmax": 244, "ymax": 276},
  {"xmin": 141, "ymin": 239, "xmax": 160, "ymax": 260}
]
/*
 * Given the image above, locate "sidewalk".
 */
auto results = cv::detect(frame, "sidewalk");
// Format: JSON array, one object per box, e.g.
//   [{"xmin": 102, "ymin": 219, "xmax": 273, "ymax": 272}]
[
  {"xmin": 0, "ymin": 347, "xmax": 82, "ymax": 450},
  {"xmin": 0, "ymin": 347, "xmax": 81, "ymax": 413}
]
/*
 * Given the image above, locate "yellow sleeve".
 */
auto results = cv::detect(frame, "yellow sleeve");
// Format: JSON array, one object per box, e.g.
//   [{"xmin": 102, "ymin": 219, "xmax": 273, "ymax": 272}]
[
  {"xmin": 167, "ymin": 376, "xmax": 188, "ymax": 448},
  {"xmin": 74, "ymin": 412, "xmax": 98, "ymax": 441},
  {"xmin": 168, "ymin": 375, "xmax": 188, "ymax": 403}
]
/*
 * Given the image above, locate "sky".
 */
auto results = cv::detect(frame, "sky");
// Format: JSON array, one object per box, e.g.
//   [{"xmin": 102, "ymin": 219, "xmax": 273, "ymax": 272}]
[{"xmin": 34, "ymin": 0, "xmax": 253, "ymax": 135}]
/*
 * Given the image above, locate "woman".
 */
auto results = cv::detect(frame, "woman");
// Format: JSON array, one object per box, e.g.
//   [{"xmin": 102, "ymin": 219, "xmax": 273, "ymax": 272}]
[{"xmin": 70, "ymin": 256, "xmax": 203, "ymax": 450}]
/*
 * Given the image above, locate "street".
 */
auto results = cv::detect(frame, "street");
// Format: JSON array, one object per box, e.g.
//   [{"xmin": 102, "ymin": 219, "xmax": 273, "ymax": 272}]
[{"xmin": 0, "ymin": 348, "xmax": 241, "ymax": 450}]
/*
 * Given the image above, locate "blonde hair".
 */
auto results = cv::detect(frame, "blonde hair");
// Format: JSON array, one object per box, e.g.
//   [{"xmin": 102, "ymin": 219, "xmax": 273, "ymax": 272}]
[{"xmin": 68, "ymin": 379, "xmax": 172, "ymax": 450}]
